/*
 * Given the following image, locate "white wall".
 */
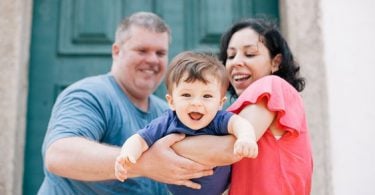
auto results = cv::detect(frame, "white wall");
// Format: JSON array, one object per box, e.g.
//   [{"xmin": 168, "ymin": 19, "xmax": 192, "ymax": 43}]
[{"xmin": 321, "ymin": 0, "xmax": 375, "ymax": 194}]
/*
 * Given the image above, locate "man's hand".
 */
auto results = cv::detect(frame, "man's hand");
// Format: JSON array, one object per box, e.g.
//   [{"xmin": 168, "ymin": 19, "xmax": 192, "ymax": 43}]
[{"xmin": 130, "ymin": 134, "xmax": 214, "ymax": 189}]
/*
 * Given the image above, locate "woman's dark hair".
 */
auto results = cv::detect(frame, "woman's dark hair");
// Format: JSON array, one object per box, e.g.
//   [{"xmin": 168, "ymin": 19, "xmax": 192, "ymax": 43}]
[{"xmin": 219, "ymin": 18, "xmax": 305, "ymax": 98}]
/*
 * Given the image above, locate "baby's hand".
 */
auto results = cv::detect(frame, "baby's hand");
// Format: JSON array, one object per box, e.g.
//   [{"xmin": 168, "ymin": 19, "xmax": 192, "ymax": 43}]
[
  {"xmin": 233, "ymin": 139, "xmax": 258, "ymax": 158},
  {"xmin": 114, "ymin": 153, "xmax": 136, "ymax": 182}
]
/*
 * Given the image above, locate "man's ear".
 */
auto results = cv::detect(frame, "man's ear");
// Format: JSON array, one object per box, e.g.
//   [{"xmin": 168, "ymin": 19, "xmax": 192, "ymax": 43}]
[
  {"xmin": 112, "ymin": 43, "xmax": 120, "ymax": 60},
  {"xmin": 271, "ymin": 53, "xmax": 282, "ymax": 73},
  {"xmin": 165, "ymin": 94, "xmax": 175, "ymax": 110}
]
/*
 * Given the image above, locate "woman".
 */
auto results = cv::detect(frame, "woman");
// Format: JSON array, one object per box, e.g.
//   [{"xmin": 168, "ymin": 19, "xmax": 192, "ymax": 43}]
[
  {"xmin": 219, "ymin": 18, "xmax": 313, "ymax": 195},
  {"xmin": 173, "ymin": 18, "xmax": 313, "ymax": 195}
]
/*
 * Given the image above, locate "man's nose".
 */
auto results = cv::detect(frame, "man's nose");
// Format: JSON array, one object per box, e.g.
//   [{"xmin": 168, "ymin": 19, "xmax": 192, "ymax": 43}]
[{"xmin": 146, "ymin": 52, "xmax": 159, "ymax": 64}]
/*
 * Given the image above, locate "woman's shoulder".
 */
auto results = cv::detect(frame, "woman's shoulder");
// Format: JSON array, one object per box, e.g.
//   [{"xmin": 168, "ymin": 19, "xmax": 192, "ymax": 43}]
[
  {"xmin": 252, "ymin": 75, "xmax": 294, "ymax": 91},
  {"xmin": 228, "ymin": 75, "xmax": 307, "ymax": 135},
  {"xmin": 236, "ymin": 76, "xmax": 296, "ymax": 101}
]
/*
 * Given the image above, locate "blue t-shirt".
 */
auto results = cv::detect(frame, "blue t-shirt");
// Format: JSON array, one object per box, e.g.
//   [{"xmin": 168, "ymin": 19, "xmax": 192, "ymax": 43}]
[
  {"xmin": 138, "ymin": 109, "xmax": 233, "ymax": 195},
  {"xmin": 38, "ymin": 73, "xmax": 169, "ymax": 195}
]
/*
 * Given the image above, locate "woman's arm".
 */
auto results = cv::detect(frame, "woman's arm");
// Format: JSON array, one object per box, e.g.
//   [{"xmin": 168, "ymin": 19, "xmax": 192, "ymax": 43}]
[
  {"xmin": 173, "ymin": 98, "xmax": 278, "ymax": 166},
  {"xmin": 172, "ymin": 135, "xmax": 239, "ymax": 166}
]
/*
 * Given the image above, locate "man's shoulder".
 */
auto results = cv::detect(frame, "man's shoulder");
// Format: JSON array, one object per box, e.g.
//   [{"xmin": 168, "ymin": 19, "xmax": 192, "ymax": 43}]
[
  {"xmin": 69, "ymin": 74, "xmax": 111, "ymax": 91},
  {"xmin": 59, "ymin": 74, "xmax": 114, "ymax": 98}
]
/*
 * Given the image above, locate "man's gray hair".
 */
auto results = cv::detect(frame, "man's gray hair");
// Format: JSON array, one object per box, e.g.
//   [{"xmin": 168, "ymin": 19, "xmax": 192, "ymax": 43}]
[{"xmin": 115, "ymin": 12, "xmax": 171, "ymax": 43}]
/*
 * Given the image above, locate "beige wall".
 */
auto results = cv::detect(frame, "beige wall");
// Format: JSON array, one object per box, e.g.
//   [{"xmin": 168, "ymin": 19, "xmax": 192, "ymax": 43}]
[
  {"xmin": 321, "ymin": 0, "xmax": 375, "ymax": 194},
  {"xmin": 0, "ymin": 0, "xmax": 32, "ymax": 194},
  {"xmin": 280, "ymin": 0, "xmax": 332, "ymax": 194}
]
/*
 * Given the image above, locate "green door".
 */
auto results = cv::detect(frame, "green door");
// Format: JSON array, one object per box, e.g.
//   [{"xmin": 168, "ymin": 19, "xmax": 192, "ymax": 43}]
[{"xmin": 24, "ymin": 0, "xmax": 278, "ymax": 194}]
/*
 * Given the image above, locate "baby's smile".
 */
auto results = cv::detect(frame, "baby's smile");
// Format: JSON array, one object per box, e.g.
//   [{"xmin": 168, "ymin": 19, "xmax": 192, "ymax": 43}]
[{"xmin": 188, "ymin": 112, "xmax": 203, "ymax": 120}]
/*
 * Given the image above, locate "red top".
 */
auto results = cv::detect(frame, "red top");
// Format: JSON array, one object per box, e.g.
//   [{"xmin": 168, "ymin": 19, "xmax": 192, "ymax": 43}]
[{"xmin": 227, "ymin": 75, "xmax": 313, "ymax": 195}]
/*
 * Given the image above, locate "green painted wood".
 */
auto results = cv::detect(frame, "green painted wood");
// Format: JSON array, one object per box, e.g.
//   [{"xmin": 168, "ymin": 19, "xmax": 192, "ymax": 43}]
[{"xmin": 23, "ymin": 0, "xmax": 278, "ymax": 194}]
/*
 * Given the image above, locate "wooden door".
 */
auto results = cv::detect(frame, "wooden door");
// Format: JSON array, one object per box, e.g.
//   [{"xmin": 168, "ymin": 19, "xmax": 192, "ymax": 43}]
[{"xmin": 23, "ymin": 0, "xmax": 278, "ymax": 194}]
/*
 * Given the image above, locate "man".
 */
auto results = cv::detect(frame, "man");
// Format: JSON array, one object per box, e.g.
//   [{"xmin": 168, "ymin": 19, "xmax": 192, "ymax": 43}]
[{"xmin": 38, "ymin": 12, "xmax": 213, "ymax": 195}]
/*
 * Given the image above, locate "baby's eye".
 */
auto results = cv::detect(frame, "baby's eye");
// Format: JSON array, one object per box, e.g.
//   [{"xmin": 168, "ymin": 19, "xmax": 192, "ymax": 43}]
[
  {"xmin": 203, "ymin": 94, "xmax": 213, "ymax": 98},
  {"xmin": 181, "ymin": 93, "xmax": 191, "ymax": 97}
]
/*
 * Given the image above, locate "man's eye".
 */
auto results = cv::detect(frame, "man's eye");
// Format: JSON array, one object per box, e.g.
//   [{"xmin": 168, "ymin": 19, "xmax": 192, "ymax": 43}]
[
  {"xmin": 157, "ymin": 51, "xmax": 166, "ymax": 57},
  {"xmin": 203, "ymin": 94, "xmax": 213, "ymax": 98}
]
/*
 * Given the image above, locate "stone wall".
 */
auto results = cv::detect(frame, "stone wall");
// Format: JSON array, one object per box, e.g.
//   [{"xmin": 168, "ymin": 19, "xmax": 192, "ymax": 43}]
[{"xmin": 0, "ymin": 0, "xmax": 32, "ymax": 194}]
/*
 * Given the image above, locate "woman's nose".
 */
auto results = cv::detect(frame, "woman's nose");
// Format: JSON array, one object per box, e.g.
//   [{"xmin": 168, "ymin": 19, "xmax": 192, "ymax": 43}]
[{"xmin": 231, "ymin": 54, "xmax": 245, "ymax": 67}]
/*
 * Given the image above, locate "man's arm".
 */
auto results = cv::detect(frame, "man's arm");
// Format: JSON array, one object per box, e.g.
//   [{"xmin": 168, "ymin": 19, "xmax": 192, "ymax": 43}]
[
  {"xmin": 45, "ymin": 134, "xmax": 213, "ymax": 188},
  {"xmin": 45, "ymin": 137, "xmax": 118, "ymax": 180}
]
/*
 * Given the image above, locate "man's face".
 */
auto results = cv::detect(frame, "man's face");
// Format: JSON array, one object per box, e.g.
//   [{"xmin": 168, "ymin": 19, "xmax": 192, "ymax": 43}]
[{"xmin": 112, "ymin": 25, "xmax": 169, "ymax": 100}]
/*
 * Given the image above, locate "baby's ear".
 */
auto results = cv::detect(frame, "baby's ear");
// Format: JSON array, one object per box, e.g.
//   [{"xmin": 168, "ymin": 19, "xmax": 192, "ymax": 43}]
[
  {"xmin": 219, "ymin": 96, "xmax": 227, "ymax": 109},
  {"xmin": 165, "ymin": 94, "xmax": 175, "ymax": 110}
]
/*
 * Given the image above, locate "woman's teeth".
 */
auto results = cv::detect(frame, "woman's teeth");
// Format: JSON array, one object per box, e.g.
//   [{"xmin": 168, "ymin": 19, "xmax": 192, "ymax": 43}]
[{"xmin": 233, "ymin": 75, "xmax": 250, "ymax": 81}]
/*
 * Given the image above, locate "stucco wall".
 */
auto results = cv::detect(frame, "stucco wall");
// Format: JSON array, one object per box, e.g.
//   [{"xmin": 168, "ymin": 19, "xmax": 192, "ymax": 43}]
[
  {"xmin": 0, "ymin": 0, "xmax": 32, "ymax": 194},
  {"xmin": 321, "ymin": 0, "xmax": 375, "ymax": 194},
  {"xmin": 280, "ymin": 0, "xmax": 331, "ymax": 194}
]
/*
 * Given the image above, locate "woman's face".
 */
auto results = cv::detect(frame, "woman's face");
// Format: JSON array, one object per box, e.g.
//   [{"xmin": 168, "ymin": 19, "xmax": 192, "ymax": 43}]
[{"xmin": 225, "ymin": 28, "xmax": 279, "ymax": 96}]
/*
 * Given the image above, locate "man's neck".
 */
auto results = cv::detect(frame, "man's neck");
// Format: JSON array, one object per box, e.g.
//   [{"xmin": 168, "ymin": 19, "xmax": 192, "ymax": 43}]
[
  {"xmin": 111, "ymin": 70, "xmax": 149, "ymax": 112},
  {"xmin": 127, "ymin": 94, "xmax": 149, "ymax": 112}
]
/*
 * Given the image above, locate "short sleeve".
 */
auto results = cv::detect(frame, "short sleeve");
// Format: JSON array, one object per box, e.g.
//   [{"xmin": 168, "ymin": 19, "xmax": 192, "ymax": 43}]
[
  {"xmin": 208, "ymin": 110, "xmax": 234, "ymax": 135},
  {"xmin": 137, "ymin": 110, "xmax": 172, "ymax": 146},
  {"xmin": 226, "ymin": 75, "xmax": 307, "ymax": 136},
  {"xmin": 44, "ymin": 89, "xmax": 107, "ymax": 150}
]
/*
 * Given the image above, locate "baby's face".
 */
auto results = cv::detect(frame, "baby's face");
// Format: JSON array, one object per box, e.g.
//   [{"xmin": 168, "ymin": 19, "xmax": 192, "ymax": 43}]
[{"xmin": 166, "ymin": 74, "xmax": 226, "ymax": 130}]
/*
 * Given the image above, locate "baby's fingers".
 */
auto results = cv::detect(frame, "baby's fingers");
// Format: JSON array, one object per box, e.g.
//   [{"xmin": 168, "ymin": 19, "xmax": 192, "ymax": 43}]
[
  {"xmin": 234, "ymin": 143, "xmax": 247, "ymax": 156},
  {"xmin": 114, "ymin": 161, "xmax": 128, "ymax": 181},
  {"xmin": 249, "ymin": 144, "xmax": 259, "ymax": 158}
]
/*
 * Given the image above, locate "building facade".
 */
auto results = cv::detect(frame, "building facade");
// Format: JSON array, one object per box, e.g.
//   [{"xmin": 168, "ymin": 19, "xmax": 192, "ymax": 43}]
[{"xmin": 0, "ymin": 0, "xmax": 374, "ymax": 194}]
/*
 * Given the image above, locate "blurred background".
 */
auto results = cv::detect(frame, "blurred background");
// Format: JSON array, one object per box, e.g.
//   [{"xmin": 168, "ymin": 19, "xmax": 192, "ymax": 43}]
[{"xmin": 0, "ymin": 0, "xmax": 374, "ymax": 194}]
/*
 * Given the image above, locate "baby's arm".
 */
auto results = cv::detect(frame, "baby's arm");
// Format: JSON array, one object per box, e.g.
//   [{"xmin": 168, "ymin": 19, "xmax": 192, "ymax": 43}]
[
  {"xmin": 227, "ymin": 114, "xmax": 258, "ymax": 158},
  {"xmin": 115, "ymin": 134, "xmax": 149, "ymax": 182}
]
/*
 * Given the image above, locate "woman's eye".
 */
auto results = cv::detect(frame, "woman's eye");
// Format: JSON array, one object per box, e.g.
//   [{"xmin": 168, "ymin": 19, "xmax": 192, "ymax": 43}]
[
  {"xmin": 245, "ymin": 53, "xmax": 256, "ymax": 58},
  {"xmin": 227, "ymin": 55, "xmax": 235, "ymax": 59}
]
